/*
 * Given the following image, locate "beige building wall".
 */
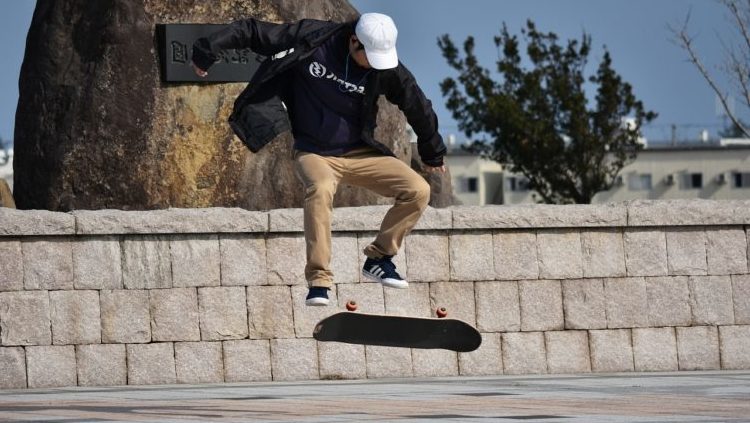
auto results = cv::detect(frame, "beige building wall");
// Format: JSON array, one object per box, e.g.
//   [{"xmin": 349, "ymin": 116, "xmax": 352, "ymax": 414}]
[
  {"xmin": 448, "ymin": 144, "xmax": 750, "ymax": 204},
  {"xmin": 445, "ymin": 153, "xmax": 504, "ymax": 205}
]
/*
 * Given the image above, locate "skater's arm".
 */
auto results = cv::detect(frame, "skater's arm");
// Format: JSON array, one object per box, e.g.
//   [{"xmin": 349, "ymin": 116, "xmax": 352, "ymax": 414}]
[
  {"xmin": 191, "ymin": 18, "xmax": 328, "ymax": 74},
  {"xmin": 385, "ymin": 66, "xmax": 447, "ymax": 168}
]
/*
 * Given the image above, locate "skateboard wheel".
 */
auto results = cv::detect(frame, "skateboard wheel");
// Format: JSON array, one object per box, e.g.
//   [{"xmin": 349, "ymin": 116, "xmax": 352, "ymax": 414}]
[
  {"xmin": 436, "ymin": 307, "xmax": 448, "ymax": 318},
  {"xmin": 346, "ymin": 300, "xmax": 358, "ymax": 311}
]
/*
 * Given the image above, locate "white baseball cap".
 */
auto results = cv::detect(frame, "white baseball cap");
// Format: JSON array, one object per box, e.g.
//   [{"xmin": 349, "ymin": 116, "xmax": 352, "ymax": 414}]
[{"xmin": 355, "ymin": 13, "xmax": 398, "ymax": 70}]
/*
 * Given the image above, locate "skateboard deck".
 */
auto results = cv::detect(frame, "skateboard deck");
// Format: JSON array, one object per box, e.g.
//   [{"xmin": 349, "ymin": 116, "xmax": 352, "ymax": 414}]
[{"xmin": 313, "ymin": 311, "xmax": 482, "ymax": 352}]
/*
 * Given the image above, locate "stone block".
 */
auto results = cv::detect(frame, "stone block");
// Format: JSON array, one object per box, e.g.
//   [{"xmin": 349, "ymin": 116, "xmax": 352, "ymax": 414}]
[
  {"xmin": 645, "ymin": 276, "xmax": 691, "ymax": 327},
  {"xmin": 545, "ymin": 331, "xmax": 591, "ymax": 374},
  {"xmin": 74, "ymin": 208, "xmax": 267, "ymax": 234},
  {"xmin": 72, "ymin": 236, "xmax": 122, "ymax": 289},
  {"xmin": 121, "ymin": 235, "xmax": 172, "ymax": 289},
  {"xmin": 449, "ymin": 231, "xmax": 495, "ymax": 281},
  {"xmin": 537, "ymin": 230, "xmax": 583, "ymax": 279},
  {"xmin": 268, "ymin": 208, "xmax": 305, "ymax": 232},
  {"xmin": 100, "ymin": 289, "xmax": 151, "ymax": 343},
  {"xmin": 633, "ymin": 328, "xmax": 678, "ymax": 372},
  {"xmin": 676, "ymin": 326, "xmax": 720, "ymax": 371},
  {"xmin": 383, "ymin": 282, "xmax": 431, "ymax": 318},
  {"xmin": 175, "ymin": 342, "xmax": 224, "ymax": 384},
  {"xmin": 0, "ymin": 240, "xmax": 23, "ymax": 291},
  {"xmin": 458, "ymin": 333, "xmax": 503, "ymax": 376},
  {"xmin": 719, "ymin": 325, "xmax": 750, "ymax": 370},
  {"xmin": 519, "ymin": 280, "xmax": 563, "ymax": 332},
  {"xmin": 291, "ymin": 285, "xmax": 339, "ymax": 338},
  {"xmin": 706, "ymin": 227, "xmax": 747, "ymax": 275},
  {"xmin": 76, "ymin": 344, "xmax": 127, "ymax": 387},
  {"xmin": 562, "ymin": 279, "xmax": 606, "ymax": 330},
  {"xmin": 358, "ymin": 232, "xmax": 407, "ymax": 280},
  {"xmin": 689, "ymin": 276, "xmax": 734, "ymax": 325},
  {"xmin": 451, "ymin": 203, "xmax": 627, "ymax": 229},
  {"xmin": 627, "ymin": 199, "xmax": 750, "ymax": 226},
  {"xmin": 430, "ymin": 282, "xmax": 476, "ymax": 325},
  {"xmin": 405, "ymin": 231, "xmax": 450, "ymax": 282},
  {"xmin": 589, "ymin": 329, "xmax": 634, "ymax": 372},
  {"xmin": 366, "ymin": 346, "xmax": 413, "ymax": 378},
  {"xmin": 127, "ymin": 343, "xmax": 176, "ymax": 385},
  {"xmin": 199, "ymin": 287, "xmax": 248, "ymax": 341},
  {"xmin": 247, "ymin": 286, "xmax": 295, "ymax": 339},
  {"xmin": 50, "ymin": 290, "xmax": 101, "ymax": 345},
  {"xmin": 270, "ymin": 338, "xmax": 319, "ymax": 381},
  {"xmin": 22, "ymin": 237, "xmax": 74, "ymax": 290},
  {"xmin": 502, "ymin": 332, "xmax": 546, "ymax": 375},
  {"xmin": 604, "ymin": 277, "xmax": 649, "ymax": 328},
  {"xmin": 0, "ymin": 208, "xmax": 75, "ymax": 236},
  {"xmin": 493, "ymin": 230, "xmax": 539, "ymax": 280},
  {"xmin": 0, "ymin": 347, "xmax": 26, "ymax": 388},
  {"xmin": 413, "ymin": 206, "xmax": 453, "ymax": 231},
  {"xmin": 219, "ymin": 235, "xmax": 267, "ymax": 286},
  {"xmin": 223, "ymin": 340, "xmax": 272, "ymax": 382},
  {"xmin": 150, "ymin": 288, "xmax": 200, "ymax": 342},
  {"xmin": 581, "ymin": 229, "xmax": 626, "ymax": 278},
  {"xmin": 0, "ymin": 291, "xmax": 51, "ymax": 346},
  {"xmin": 337, "ymin": 283, "xmax": 385, "ymax": 314},
  {"xmin": 170, "ymin": 235, "xmax": 221, "ymax": 288},
  {"xmin": 666, "ymin": 228, "xmax": 708, "ymax": 275},
  {"xmin": 732, "ymin": 275, "xmax": 750, "ymax": 324},
  {"xmin": 330, "ymin": 234, "xmax": 360, "ymax": 284},
  {"xmin": 475, "ymin": 281, "xmax": 520, "ymax": 332},
  {"xmin": 318, "ymin": 342, "xmax": 366, "ymax": 380},
  {"xmin": 623, "ymin": 229, "xmax": 668, "ymax": 277},
  {"xmin": 26, "ymin": 345, "xmax": 77, "ymax": 388},
  {"xmin": 266, "ymin": 235, "xmax": 306, "ymax": 285},
  {"xmin": 412, "ymin": 349, "xmax": 458, "ymax": 377}
]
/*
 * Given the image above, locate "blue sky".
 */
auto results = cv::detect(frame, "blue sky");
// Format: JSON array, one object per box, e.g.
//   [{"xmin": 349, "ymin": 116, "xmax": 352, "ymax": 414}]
[{"xmin": 0, "ymin": 0, "xmax": 745, "ymax": 145}]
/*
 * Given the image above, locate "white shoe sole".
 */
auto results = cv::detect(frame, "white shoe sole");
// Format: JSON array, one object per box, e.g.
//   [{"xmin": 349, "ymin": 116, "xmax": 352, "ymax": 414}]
[
  {"xmin": 362, "ymin": 271, "xmax": 409, "ymax": 289},
  {"xmin": 305, "ymin": 297, "xmax": 330, "ymax": 306}
]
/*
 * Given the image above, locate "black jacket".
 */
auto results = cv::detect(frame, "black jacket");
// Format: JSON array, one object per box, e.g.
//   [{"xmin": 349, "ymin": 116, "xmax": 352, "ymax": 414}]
[{"xmin": 192, "ymin": 18, "xmax": 446, "ymax": 167}]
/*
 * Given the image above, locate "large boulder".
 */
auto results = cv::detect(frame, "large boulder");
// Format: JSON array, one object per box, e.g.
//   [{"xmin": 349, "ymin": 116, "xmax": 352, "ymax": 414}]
[{"xmin": 14, "ymin": 0, "xmax": 450, "ymax": 211}]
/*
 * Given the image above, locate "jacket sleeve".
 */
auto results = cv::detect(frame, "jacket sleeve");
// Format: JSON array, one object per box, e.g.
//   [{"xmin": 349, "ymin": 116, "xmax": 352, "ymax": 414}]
[
  {"xmin": 191, "ymin": 18, "xmax": 328, "ymax": 71},
  {"xmin": 384, "ymin": 65, "xmax": 447, "ymax": 167}
]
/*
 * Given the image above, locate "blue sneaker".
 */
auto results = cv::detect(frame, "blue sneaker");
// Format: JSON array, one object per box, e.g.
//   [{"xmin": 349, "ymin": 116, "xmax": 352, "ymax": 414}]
[
  {"xmin": 305, "ymin": 287, "xmax": 330, "ymax": 306},
  {"xmin": 362, "ymin": 256, "xmax": 408, "ymax": 288}
]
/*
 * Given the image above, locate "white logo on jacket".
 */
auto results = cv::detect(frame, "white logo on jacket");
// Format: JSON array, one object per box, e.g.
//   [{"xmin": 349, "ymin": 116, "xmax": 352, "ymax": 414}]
[
  {"xmin": 309, "ymin": 62, "xmax": 327, "ymax": 78},
  {"xmin": 308, "ymin": 61, "xmax": 366, "ymax": 95}
]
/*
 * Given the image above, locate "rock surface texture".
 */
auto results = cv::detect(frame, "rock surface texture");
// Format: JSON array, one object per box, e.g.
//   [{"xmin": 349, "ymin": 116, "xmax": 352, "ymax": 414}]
[{"xmin": 14, "ymin": 0, "xmax": 450, "ymax": 210}]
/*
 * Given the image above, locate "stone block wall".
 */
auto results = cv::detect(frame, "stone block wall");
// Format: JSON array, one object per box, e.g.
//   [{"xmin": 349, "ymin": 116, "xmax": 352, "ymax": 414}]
[{"xmin": 0, "ymin": 199, "xmax": 749, "ymax": 389}]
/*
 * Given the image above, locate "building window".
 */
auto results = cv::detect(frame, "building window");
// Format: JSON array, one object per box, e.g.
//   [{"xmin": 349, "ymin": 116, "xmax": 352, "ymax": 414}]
[
  {"xmin": 628, "ymin": 174, "xmax": 652, "ymax": 191},
  {"xmin": 507, "ymin": 176, "xmax": 529, "ymax": 192},
  {"xmin": 734, "ymin": 172, "xmax": 750, "ymax": 188},
  {"xmin": 466, "ymin": 177, "xmax": 478, "ymax": 193},
  {"xmin": 687, "ymin": 173, "xmax": 703, "ymax": 189}
]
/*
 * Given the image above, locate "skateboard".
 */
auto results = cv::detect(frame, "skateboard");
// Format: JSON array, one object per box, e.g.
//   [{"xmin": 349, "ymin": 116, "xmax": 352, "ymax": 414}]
[{"xmin": 313, "ymin": 302, "xmax": 482, "ymax": 352}]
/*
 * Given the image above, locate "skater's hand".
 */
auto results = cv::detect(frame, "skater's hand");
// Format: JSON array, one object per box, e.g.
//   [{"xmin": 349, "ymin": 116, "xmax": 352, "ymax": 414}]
[
  {"xmin": 425, "ymin": 165, "xmax": 446, "ymax": 173},
  {"xmin": 192, "ymin": 62, "xmax": 208, "ymax": 78}
]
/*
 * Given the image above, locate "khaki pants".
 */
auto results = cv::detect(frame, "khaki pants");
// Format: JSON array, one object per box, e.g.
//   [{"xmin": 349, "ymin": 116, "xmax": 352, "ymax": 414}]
[{"xmin": 294, "ymin": 148, "xmax": 431, "ymax": 288}]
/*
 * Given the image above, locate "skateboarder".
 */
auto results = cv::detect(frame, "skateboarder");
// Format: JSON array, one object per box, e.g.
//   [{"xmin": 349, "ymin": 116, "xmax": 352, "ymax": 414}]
[{"xmin": 192, "ymin": 13, "xmax": 446, "ymax": 306}]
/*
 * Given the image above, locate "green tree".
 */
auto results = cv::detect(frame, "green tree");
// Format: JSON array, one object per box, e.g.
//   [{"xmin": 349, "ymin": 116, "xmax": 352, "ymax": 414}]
[{"xmin": 438, "ymin": 21, "xmax": 657, "ymax": 204}]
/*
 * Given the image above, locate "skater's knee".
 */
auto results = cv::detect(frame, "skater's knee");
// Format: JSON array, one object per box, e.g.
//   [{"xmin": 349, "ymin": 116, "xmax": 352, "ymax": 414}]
[
  {"xmin": 399, "ymin": 178, "xmax": 430, "ymax": 207},
  {"xmin": 304, "ymin": 178, "xmax": 337, "ymax": 201}
]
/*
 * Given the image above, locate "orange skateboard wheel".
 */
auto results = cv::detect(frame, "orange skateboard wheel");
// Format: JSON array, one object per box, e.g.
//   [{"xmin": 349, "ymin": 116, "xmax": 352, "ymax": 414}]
[
  {"xmin": 436, "ymin": 307, "xmax": 448, "ymax": 318},
  {"xmin": 346, "ymin": 300, "xmax": 358, "ymax": 311}
]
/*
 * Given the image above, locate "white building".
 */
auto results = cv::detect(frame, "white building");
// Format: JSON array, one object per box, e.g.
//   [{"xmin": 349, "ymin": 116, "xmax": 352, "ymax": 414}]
[
  {"xmin": 446, "ymin": 140, "xmax": 750, "ymax": 205},
  {"xmin": 0, "ymin": 148, "xmax": 12, "ymax": 191}
]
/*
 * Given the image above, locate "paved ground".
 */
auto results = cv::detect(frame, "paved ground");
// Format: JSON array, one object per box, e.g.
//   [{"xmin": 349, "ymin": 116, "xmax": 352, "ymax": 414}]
[{"xmin": 0, "ymin": 371, "xmax": 748, "ymax": 422}]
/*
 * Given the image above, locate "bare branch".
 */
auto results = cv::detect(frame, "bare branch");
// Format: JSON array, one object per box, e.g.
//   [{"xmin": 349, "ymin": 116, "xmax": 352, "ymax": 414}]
[
  {"xmin": 671, "ymin": 10, "xmax": 750, "ymax": 137},
  {"xmin": 723, "ymin": 0, "xmax": 750, "ymax": 53}
]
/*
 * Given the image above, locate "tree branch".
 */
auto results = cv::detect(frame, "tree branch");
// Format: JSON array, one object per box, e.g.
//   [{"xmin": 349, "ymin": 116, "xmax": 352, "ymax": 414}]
[{"xmin": 671, "ymin": 13, "xmax": 750, "ymax": 137}]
